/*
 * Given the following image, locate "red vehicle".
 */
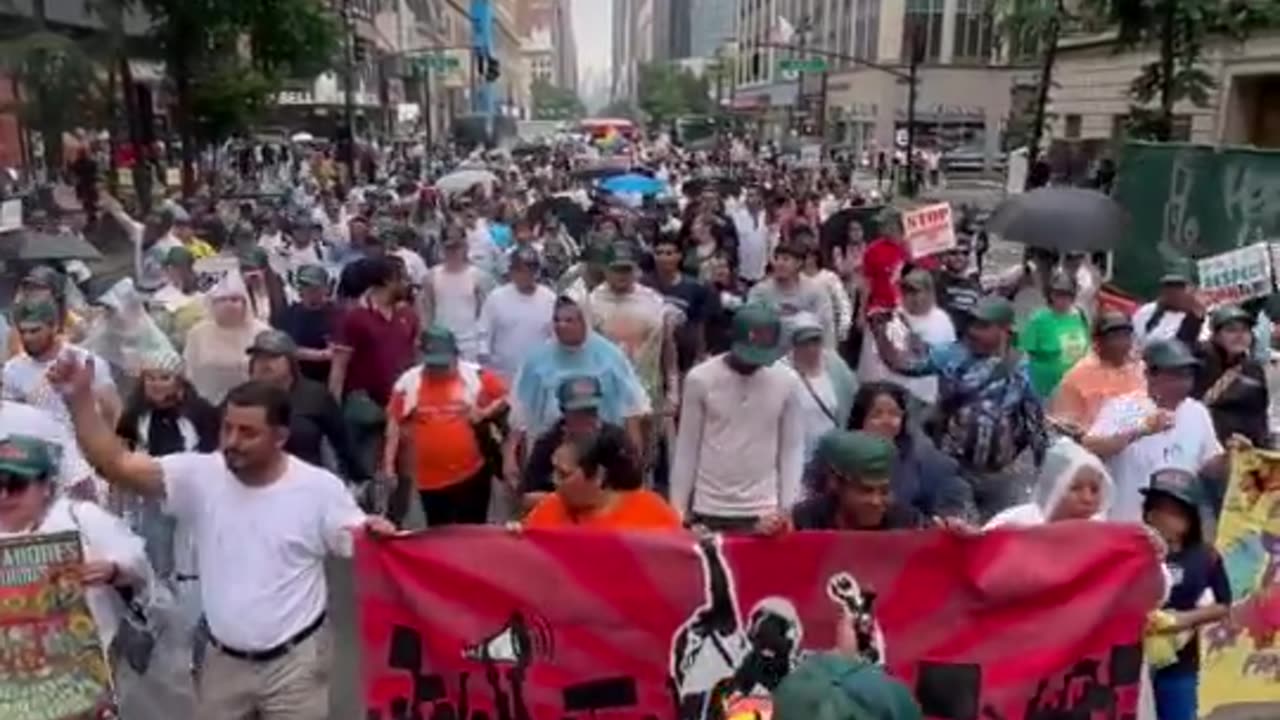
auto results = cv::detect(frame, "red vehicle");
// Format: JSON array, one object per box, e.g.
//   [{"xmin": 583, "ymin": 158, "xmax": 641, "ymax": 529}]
[{"xmin": 579, "ymin": 118, "xmax": 638, "ymax": 142}]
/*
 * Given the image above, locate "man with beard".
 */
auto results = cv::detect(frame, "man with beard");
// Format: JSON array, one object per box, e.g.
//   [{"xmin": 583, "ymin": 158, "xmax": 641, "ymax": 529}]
[
  {"xmin": 669, "ymin": 304, "xmax": 805, "ymax": 533},
  {"xmin": 672, "ymin": 534, "xmax": 805, "ymax": 719},
  {"xmin": 50, "ymin": 356, "xmax": 395, "ymax": 720},
  {"xmin": 3, "ymin": 298, "xmax": 120, "ymax": 428}
]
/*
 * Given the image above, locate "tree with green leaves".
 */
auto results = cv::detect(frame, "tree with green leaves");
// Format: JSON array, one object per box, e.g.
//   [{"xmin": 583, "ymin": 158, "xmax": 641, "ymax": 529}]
[
  {"xmin": 531, "ymin": 79, "xmax": 586, "ymax": 120},
  {"xmin": 1089, "ymin": 0, "xmax": 1279, "ymax": 141},
  {"xmin": 120, "ymin": 0, "xmax": 340, "ymax": 193},
  {"xmin": 995, "ymin": 0, "xmax": 1068, "ymax": 179},
  {"xmin": 637, "ymin": 62, "xmax": 712, "ymax": 125},
  {"xmin": 0, "ymin": 1, "xmax": 109, "ymax": 178}
]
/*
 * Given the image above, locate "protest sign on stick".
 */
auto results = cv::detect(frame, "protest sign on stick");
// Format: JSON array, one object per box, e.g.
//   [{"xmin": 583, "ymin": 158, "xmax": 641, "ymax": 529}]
[
  {"xmin": 358, "ymin": 524, "xmax": 1163, "ymax": 720},
  {"xmin": 0, "ymin": 531, "xmax": 114, "ymax": 720},
  {"xmin": 902, "ymin": 202, "xmax": 956, "ymax": 259}
]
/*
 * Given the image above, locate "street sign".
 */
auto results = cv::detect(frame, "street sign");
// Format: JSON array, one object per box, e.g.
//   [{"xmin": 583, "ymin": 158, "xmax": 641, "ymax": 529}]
[
  {"xmin": 778, "ymin": 58, "xmax": 827, "ymax": 74},
  {"xmin": 414, "ymin": 55, "xmax": 461, "ymax": 75}
]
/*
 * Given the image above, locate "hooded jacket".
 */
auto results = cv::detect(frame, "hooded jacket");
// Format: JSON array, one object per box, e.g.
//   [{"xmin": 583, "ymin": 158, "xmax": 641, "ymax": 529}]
[{"xmin": 985, "ymin": 437, "xmax": 1114, "ymax": 528}]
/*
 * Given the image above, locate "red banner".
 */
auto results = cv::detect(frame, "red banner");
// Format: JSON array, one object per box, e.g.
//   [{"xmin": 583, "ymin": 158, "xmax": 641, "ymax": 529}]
[{"xmin": 357, "ymin": 524, "xmax": 1163, "ymax": 720}]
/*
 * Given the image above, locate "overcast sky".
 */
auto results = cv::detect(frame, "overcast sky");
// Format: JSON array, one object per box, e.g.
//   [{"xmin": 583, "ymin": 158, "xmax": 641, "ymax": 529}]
[{"xmin": 571, "ymin": 0, "xmax": 611, "ymax": 80}]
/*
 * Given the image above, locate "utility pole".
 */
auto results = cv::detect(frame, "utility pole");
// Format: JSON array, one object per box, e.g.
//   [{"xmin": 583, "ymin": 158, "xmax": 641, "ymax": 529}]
[
  {"xmin": 904, "ymin": 26, "xmax": 923, "ymax": 197},
  {"xmin": 341, "ymin": 0, "xmax": 357, "ymax": 181},
  {"xmin": 1025, "ymin": 0, "xmax": 1063, "ymax": 188}
]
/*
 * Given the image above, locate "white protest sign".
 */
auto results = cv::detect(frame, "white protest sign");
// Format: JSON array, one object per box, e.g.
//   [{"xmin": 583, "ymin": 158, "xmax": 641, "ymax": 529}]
[
  {"xmin": 1197, "ymin": 243, "xmax": 1272, "ymax": 308},
  {"xmin": 902, "ymin": 203, "xmax": 956, "ymax": 259},
  {"xmin": 0, "ymin": 199, "xmax": 22, "ymax": 233}
]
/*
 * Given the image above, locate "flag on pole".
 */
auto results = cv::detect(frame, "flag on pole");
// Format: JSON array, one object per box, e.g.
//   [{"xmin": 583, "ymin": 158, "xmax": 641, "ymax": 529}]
[{"xmin": 772, "ymin": 15, "xmax": 796, "ymax": 44}]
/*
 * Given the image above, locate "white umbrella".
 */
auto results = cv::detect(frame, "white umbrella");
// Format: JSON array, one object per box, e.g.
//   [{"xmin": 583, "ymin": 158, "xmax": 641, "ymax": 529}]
[
  {"xmin": 290, "ymin": 131, "xmax": 316, "ymax": 144},
  {"xmin": 435, "ymin": 168, "xmax": 498, "ymax": 195}
]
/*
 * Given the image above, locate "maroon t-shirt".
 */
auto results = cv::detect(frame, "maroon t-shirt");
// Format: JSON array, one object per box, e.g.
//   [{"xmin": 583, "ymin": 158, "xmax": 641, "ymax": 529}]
[{"xmin": 335, "ymin": 303, "xmax": 419, "ymax": 405}]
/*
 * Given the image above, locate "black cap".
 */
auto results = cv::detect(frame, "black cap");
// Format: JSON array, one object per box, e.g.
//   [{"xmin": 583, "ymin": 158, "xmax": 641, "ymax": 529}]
[{"xmin": 1141, "ymin": 467, "xmax": 1204, "ymax": 510}]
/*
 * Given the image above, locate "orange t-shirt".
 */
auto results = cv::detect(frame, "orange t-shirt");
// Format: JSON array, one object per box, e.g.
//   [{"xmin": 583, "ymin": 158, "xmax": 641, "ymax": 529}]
[
  {"xmin": 387, "ymin": 366, "xmax": 507, "ymax": 490},
  {"xmin": 524, "ymin": 490, "xmax": 682, "ymax": 530},
  {"xmin": 1050, "ymin": 353, "xmax": 1147, "ymax": 432}
]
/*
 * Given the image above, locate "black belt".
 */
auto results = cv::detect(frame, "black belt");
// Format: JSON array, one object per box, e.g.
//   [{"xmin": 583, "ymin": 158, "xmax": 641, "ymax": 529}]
[{"xmin": 209, "ymin": 612, "xmax": 326, "ymax": 663}]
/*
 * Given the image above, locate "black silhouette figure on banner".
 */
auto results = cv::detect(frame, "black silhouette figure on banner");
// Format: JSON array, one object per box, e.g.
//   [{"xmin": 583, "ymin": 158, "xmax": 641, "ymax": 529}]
[
  {"xmin": 671, "ymin": 534, "xmax": 818, "ymax": 720},
  {"xmin": 925, "ymin": 643, "xmax": 1143, "ymax": 720}
]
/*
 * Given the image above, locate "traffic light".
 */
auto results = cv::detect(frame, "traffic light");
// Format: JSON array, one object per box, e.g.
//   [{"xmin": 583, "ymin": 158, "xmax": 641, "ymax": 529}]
[{"xmin": 484, "ymin": 55, "xmax": 500, "ymax": 82}]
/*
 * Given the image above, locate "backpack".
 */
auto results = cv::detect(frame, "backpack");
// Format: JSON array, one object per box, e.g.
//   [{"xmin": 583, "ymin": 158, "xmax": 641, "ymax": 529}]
[{"xmin": 931, "ymin": 354, "xmax": 1031, "ymax": 473}]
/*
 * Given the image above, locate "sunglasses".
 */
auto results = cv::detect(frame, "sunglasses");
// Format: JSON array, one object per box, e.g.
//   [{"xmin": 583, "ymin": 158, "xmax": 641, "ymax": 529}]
[{"xmin": 0, "ymin": 474, "xmax": 35, "ymax": 495}]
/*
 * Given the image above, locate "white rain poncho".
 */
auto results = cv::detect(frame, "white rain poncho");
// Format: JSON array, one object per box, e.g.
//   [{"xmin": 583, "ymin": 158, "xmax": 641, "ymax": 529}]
[
  {"xmin": 80, "ymin": 278, "xmax": 177, "ymax": 379},
  {"xmin": 984, "ymin": 437, "xmax": 1114, "ymax": 528},
  {"xmin": 181, "ymin": 272, "xmax": 269, "ymax": 404}
]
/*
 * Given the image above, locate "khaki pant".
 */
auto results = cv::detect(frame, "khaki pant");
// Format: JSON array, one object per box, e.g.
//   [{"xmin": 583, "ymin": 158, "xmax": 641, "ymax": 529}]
[{"xmin": 196, "ymin": 624, "xmax": 331, "ymax": 720}]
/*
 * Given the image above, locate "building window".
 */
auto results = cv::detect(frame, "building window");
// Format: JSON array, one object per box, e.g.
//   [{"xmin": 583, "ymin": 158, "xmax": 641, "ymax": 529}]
[
  {"xmin": 1170, "ymin": 114, "xmax": 1193, "ymax": 141},
  {"xmin": 1111, "ymin": 115, "xmax": 1129, "ymax": 140},
  {"xmin": 1064, "ymin": 114, "xmax": 1082, "ymax": 138},
  {"xmin": 854, "ymin": 0, "xmax": 880, "ymax": 60},
  {"xmin": 902, "ymin": 0, "xmax": 943, "ymax": 63},
  {"xmin": 952, "ymin": 0, "xmax": 993, "ymax": 63}
]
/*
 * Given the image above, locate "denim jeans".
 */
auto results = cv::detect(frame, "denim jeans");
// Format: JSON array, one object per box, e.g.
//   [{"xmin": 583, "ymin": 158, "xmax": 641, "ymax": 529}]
[{"xmin": 1152, "ymin": 668, "xmax": 1197, "ymax": 720}]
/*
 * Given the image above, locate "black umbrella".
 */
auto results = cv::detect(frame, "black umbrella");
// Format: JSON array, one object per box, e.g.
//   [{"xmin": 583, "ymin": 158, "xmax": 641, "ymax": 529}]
[
  {"xmin": 0, "ymin": 228, "xmax": 102, "ymax": 262},
  {"xmin": 820, "ymin": 206, "xmax": 889, "ymax": 249},
  {"xmin": 987, "ymin": 187, "xmax": 1129, "ymax": 253},
  {"xmin": 528, "ymin": 196, "xmax": 589, "ymax": 241}
]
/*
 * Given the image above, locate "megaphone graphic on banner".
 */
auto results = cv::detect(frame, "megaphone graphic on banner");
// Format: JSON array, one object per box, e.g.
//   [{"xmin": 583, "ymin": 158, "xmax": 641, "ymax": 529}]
[{"xmin": 461, "ymin": 612, "xmax": 553, "ymax": 669}]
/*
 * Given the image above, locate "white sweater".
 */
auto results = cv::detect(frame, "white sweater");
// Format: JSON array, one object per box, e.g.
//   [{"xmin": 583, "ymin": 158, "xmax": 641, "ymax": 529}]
[{"xmin": 669, "ymin": 355, "xmax": 806, "ymax": 519}]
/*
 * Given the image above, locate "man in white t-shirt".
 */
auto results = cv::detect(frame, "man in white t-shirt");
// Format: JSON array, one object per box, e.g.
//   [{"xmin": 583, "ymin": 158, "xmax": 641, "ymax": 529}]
[
  {"xmin": 478, "ymin": 248, "xmax": 556, "ymax": 380},
  {"xmin": 424, "ymin": 233, "xmax": 494, "ymax": 362},
  {"xmin": 51, "ymin": 357, "xmax": 393, "ymax": 720},
  {"xmin": 1084, "ymin": 339, "xmax": 1225, "ymax": 522},
  {"xmin": 3, "ymin": 299, "xmax": 119, "ymax": 428}
]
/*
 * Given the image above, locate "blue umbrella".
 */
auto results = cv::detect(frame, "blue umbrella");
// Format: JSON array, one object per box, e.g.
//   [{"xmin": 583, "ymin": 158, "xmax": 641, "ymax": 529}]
[{"xmin": 600, "ymin": 173, "xmax": 666, "ymax": 196}]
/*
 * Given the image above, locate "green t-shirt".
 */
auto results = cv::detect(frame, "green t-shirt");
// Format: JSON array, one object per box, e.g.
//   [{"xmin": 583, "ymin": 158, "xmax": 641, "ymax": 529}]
[{"xmin": 1019, "ymin": 307, "xmax": 1091, "ymax": 398}]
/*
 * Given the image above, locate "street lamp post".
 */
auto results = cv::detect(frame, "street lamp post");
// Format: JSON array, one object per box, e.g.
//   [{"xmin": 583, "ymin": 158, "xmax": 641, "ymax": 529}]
[
  {"xmin": 341, "ymin": 0, "xmax": 357, "ymax": 180},
  {"xmin": 904, "ymin": 26, "xmax": 924, "ymax": 197}
]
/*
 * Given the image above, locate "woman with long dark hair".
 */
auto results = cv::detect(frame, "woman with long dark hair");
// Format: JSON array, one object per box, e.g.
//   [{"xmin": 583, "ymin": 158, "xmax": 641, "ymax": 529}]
[{"xmin": 842, "ymin": 381, "xmax": 971, "ymax": 520}]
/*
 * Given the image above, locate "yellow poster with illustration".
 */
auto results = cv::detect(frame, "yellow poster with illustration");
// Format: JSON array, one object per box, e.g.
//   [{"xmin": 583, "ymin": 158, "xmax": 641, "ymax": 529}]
[{"xmin": 1199, "ymin": 449, "xmax": 1280, "ymax": 719}]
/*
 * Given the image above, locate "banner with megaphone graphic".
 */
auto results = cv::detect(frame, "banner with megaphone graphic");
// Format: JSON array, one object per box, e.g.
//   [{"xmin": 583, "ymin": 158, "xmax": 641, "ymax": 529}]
[{"xmin": 356, "ymin": 525, "xmax": 1163, "ymax": 720}]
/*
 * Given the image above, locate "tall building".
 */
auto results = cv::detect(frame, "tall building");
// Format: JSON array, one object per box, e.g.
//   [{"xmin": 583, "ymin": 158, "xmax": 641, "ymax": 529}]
[
  {"xmin": 1047, "ymin": 30, "xmax": 1280, "ymax": 150},
  {"xmin": 731, "ymin": 0, "xmax": 1025, "ymax": 166},
  {"xmin": 516, "ymin": 0, "xmax": 577, "ymax": 91},
  {"xmin": 650, "ymin": 0, "xmax": 692, "ymax": 61},
  {"xmin": 612, "ymin": 0, "xmax": 655, "ymax": 103},
  {"xmin": 690, "ymin": 0, "xmax": 735, "ymax": 59}
]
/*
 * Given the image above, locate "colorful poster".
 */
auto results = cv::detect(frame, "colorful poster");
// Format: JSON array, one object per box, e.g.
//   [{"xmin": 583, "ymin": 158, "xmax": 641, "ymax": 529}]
[
  {"xmin": 902, "ymin": 203, "xmax": 957, "ymax": 259},
  {"xmin": 357, "ymin": 524, "xmax": 1164, "ymax": 720},
  {"xmin": 1196, "ymin": 243, "xmax": 1272, "ymax": 309},
  {"xmin": 0, "ymin": 531, "xmax": 114, "ymax": 720},
  {"xmin": 1199, "ymin": 449, "xmax": 1280, "ymax": 719}
]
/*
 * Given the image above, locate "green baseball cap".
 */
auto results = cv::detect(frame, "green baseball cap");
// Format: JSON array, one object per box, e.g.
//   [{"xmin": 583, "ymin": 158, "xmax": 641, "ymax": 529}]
[
  {"xmin": 0, "ymin": 435, "xmax": 58, "ymax": 480},
  {"xmin": 817, "ymin": 430, "xmax": 895, "ymax": 485},
  {"xmin": 11, "ymin": 298, "xmax": 59, "ymax": 326},
  {"xmin": 729, "ymin": 303, "xmax": 786, "ymax": 367},
  {"xmin": 1142, "ymin": 339, "xmax": 1200, "ymax": 371},
  {"xmin": 238, "ymin": 245, "xmax": 270, "ymax": 269},
  {"xmin": 772, "ymin": 652, "xmax": 923, "ymax": 720},
  {"xmin": 295, "ymin": 264, "xmax": 330, "ymax": 288},
  {"xmin": 603, "ymin": 241, "xmax": 640, "ymax": 269},
  {"xmin": 1159, "ymin": 258, "xmax": 1195, "ymax": 285},
  {"xmin": 1093, "ymin": 309, "xmax": 1134, "ymax": 336},
  {"xmin": 246, "ymin": 329, "xmax": 298, "ymax": 357},
  {"xmin": 969, "ymin": 295, "xmax": 1015, "ymax": 326},
  {"xmin": 164, "ymin": 245, "xmax": 196, "ymax": 267},
  {"xmin": 420, "ymin": 325, "xmax": 459, "ymax": 367},
  {"xmin": 557, "ymin": 375, "xmax": 603, "ymax": 412},
  {"xmin": 1209, "ymin": 304, "xmax": 1252, "ymax": 331},
  {"xmin": 899, "ymin": 269, "xmax": 933, "ymax": 292}
]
